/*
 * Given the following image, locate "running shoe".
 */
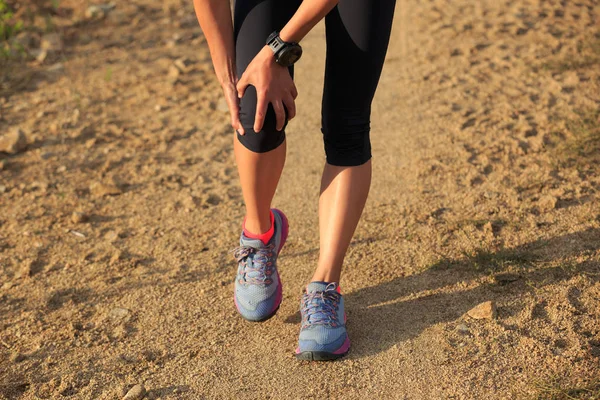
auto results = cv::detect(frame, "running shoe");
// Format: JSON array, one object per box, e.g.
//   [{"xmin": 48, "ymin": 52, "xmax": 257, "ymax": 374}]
[
  {"xmin": 295, "ymin": 282, "xmax": 350, "ymax": 360},
  {"xmin": 233, "ymin": 209, "xmax": 288, "ymax": 322}
]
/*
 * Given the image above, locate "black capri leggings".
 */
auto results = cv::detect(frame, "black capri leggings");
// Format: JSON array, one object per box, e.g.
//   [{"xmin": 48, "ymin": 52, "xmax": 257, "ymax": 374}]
[{"xmin": 234, "ymin": 0, "xmax": 396, "ymax": 166}]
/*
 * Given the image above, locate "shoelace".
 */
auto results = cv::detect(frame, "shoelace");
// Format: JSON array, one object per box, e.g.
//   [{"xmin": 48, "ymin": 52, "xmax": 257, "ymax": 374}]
[
  {"xmin": 301, "ymin": 287, "xmax": 341, "ymax": 328},
  {"xmin": 233, "ymin": 244, "xmax": 276, "ymax": 285}
]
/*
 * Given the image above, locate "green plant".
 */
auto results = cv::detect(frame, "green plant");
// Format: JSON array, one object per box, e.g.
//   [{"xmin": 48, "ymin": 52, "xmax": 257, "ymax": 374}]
[{"xmin": 0, "ymin": 0, "xmax": 22, "ymax": 41}]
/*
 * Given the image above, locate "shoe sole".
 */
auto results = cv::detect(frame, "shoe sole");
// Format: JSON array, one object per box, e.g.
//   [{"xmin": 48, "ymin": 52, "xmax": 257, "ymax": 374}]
[
  {"xmin": 295, "ymin": 350, "xmax": 349, "ymax": 361},
  {"xmin": 234, "ymin": 208, "xmax": 289, "ymax": 322},
  {"xmin": 295, "ymin": 336, "xmax": 351, "ymax": 361}
]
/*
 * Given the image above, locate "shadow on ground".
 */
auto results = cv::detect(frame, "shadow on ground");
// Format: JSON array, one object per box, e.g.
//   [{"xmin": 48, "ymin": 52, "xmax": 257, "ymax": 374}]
[{"xmin": 339, "ymin": 227, "xmax": 600, "ymax": 359}]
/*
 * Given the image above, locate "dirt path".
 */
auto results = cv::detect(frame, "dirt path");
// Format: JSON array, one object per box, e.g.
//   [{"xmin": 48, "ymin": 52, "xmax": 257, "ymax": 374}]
[{"xmin": 1, "ymin": 0, "xmax": 599, "ymax": 398}]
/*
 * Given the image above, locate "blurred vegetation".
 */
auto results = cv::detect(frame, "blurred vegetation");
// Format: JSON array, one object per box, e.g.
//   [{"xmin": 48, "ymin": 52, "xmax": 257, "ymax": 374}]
[
  {"xmin": 0, "ymin": 0, "xmax": 23, "ymax": 57},
  {"xmin": 0, "ymin": 0, "xmax": 60, "ymax": 59}
]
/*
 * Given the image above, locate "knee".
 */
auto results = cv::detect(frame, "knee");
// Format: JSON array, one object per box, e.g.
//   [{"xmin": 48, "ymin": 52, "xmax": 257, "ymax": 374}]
[
  {"xmin": 322, "ymin": 111, "xmax": 372, "ymax": 166},
  {"xmin": 237, "ymin": 86, "xmax": 287, "ymax": 153}
]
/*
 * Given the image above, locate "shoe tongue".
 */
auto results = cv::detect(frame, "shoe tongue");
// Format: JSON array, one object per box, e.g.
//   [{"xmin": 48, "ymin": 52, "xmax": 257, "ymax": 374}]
[
  {"xmin": 240, "ymin": 234, "xmax": 267, "ymax": 249},
  {"xmin": 306, "ymin": 281, "xmax": 336, "ymax": 294}
]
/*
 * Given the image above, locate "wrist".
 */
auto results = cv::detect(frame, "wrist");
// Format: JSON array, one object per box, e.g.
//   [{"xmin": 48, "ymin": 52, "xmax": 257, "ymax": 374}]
[
  {"xmin": 259, "ymin": 45, "xmax": 276, "ymax": 63},
  {"xmin": 215, "ymin": 59, "xmax": 237, "ymax": 86}
]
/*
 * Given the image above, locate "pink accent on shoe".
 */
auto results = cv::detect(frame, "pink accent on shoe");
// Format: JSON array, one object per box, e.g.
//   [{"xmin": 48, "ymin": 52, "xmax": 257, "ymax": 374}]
[
  {"xmin": 333, "ymin": 336, "xmax": 351, "ymax": 355},
  {"xmin": 272, "ymin": 208, "xmax": 289, "ymax": 254}
]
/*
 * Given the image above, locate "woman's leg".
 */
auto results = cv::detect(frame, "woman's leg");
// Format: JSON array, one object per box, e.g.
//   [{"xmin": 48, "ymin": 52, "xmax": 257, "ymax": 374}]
[
  {"xmin": 312, "ymin": 160, "xmax": 371, "ymax": 283},
  {"xmin": 233, "ymin": 0, "xmax": 301, "ymax": 234},
  {"xmin": 232, "ymin": 0, "xmax": 301, "ymax": 322},
  {"xmin": 234, "ymin": 139, "xmax": 286, "ymax": 234},
  {"xmin": 314, "ymin": 0, "xmax": 396, "ymax": 284},
  {"xmin": 296, "ymin": 0, "xmax": 396, "ymax": 361}
]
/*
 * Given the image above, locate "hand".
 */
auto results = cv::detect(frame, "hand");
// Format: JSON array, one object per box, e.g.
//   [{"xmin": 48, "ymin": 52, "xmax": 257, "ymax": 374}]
[
  {"xmin": 221, "ymin": 80, "xmax": 245, "ymax": 135},
  {"xmin": 236, "ymin": 46, "xmax": 298, "ymax": 133}
]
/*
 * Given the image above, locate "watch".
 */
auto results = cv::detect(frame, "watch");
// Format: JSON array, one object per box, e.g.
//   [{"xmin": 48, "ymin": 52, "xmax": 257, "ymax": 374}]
[{"xmin": 266, "ymin": 31, "xmax": 303, "ymax": 67}]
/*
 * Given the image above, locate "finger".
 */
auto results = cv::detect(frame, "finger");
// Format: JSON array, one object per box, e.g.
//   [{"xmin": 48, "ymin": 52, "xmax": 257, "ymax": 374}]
[
  {"xmin": 282, "ymin": 95, "xmax": 296, "ymax": 120},
  {"xmin": 291, "ymin": 83, "xmax": 298, "ymax": 100},
  {"xmin": 272, "ymin": 99, "xmax": 285, "ymax": 131},
  {"xmin": 237, "ymin": 74, "xmax": 248, "ymax": 99},
  {"xmin": 226, "ymin": 94, "xmax": 245, "ymax": 135},
  {"xmin": 254, "ymin": 91, "xmax": 268, "ymax": 133}
]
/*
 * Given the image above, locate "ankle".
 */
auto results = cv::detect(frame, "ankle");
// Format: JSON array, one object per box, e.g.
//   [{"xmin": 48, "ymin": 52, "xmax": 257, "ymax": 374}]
[
  {"xmin": 243, "ymin": 211, "xmax": 275, "ymax": 245},
  {"xmin": 243, "ymin": 213, "xmax": 272, "ymax": 235}
]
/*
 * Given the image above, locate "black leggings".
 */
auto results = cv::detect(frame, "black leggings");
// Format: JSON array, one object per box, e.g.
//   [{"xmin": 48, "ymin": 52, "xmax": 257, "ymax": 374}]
[{"xmin": 234, "ymin": 0, "xmax": 396, "ymax": 166}]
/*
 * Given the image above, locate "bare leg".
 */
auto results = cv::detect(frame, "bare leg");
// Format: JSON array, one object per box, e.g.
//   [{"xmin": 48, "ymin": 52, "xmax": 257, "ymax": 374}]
[
  {"xmin": 234, "ymin": 137, "xmax": 286, "ymax": 234},
  {"xmin": 312, "ymin": 160, "xmax": 372, "ymax": 283}
]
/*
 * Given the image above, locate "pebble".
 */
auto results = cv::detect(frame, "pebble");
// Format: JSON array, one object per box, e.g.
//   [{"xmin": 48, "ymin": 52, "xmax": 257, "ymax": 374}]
[
  {"xmin": 2, "ymin": 281, "xmax": 14, "ymax": 290},
  {"xmin": 174, "ymin": 57, "xmax": 193, "ymax": 73},
  {"xmin": 0, "ymin": 159, "xmax": 6, "ymax": 170},
  {"xmin": 85, "ymin": 4, "xmax": 115, "ymax": 20},
  {"xmin": 85, "ymin": 5, "xmax": 105, "ymax": 20},
  {"xmin": 456, "ymin": 324, "xmax": 470, "ymax": 335},
  {"xmin": 10, "ymin": 352, "xmax": 26, "ymax": 363},
  {"xmin": 90, "ymin": 181, "xmax": 122, "ymax": 197},
  {"xmin": 109, "ymin": 307, "xmax": 132, "ymax": 322},
  {"xmin": 40, "ymin": 33, "xmax": 64, "ymax": 52},
  {"xmin": 110, "ymin": 250, "xmax": 124, "ymax": 265},
  {"xmin": 0, "ymin": 184, "xmax": 6, "ymax": 194},
  {"xmin": 30, "ymin": 48, "xmax": 48, "ymax": 63},
  {"xmin": 123, "ymin": 384, "xmax": 146, "ymax": 400},
  {"xmin": 167, "ymin": 65, "xmax": 180, "ymax": 84},
  {"xmin": 537, "ymin": 195, "xmax": 557, "ymax": 212},
  {"xmin": 71, "ymin": 212, "xmax": 89, "ymax": 224},
  {"xmin": 104, "ymin": 230, "xmax": 120, "ymax": 241},
  {"xmin": 467, "ymin": 301, "xmax": 497, "ymax": 320},
  {"xmin": 0, "ymin": 128, "xmax": 28, "ymax": 154}
]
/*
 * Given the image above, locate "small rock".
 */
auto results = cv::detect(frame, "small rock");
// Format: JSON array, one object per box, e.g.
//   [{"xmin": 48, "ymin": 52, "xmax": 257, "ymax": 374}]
[
  {"xmin": 40, "ymin": 33, "xmax": 64, "ymax": 52},
  {"xmin": 538, "ymin": 195, "xmax": 557, "ymax": 212},
  {"xmin": 90, "ymin": 181, "xmax": 122, "ymax": 197},
  {"xmin": 467, "ymin": 301, "xmax": 497, "ymax": 320},
  {"xmin": 167, "ymin": 65, "xmax": 180, "ymax": 84},
  {"xmin": 0, "ymin": 184, "xmax": 6, "ymax": 194},
  {"xmin": 0, "ymin": 128, "xmax": 27, "ymax": 154},
  {"xmin": 110, "ymin": 250, "xmax": 124, "ymax": 265},
  {"xmin": 174, "ymin": 57, "xmax": 193, "ymax": 73},
  {"xmin": 123, "ymin": 384, "xmax": 145, "ymax": 400},
  {"xmin": 456, "ymin": 323, "xmax": 470, "ymax": 335},
  {"xmin": 104, "ymin": 230, "xmax": 120, "ymax": 242},
  {"xmin": 85, "ymin": 5, "xmax": 105, "ymax": 20},
  {"xmin": 85, "ymin": 4, "xmax": 115, "ymax": 19},
  {"xmin": 0, "ymin": 159, "xmax": 6, "ymax": 170},
  {"xmin": 56, "ymin": 165, "xmax": 67, "ymax": 173},
  {"xmin": 10, "ymin": 352, "xmax": 26, "ymax": 363},
  {"xmin": 30, "ymin": 48, "xmax": 48, "ymax": 63},
  {"xmin": 71, "ymin": 212, "xmax": 88, "ymax": 224},
  {"xmin": 109, "ymin": 307, "xmax": 132, "ymax": 322},
  {"xmin": 2, "ymin": 281, "xmax": 14, "ymax": 290}
]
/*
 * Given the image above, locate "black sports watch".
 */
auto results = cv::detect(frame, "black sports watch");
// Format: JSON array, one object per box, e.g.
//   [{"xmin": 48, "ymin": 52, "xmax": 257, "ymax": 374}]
[{"xmin": 266, "ymin": 31, "xmax": 302, "ymax": 67}]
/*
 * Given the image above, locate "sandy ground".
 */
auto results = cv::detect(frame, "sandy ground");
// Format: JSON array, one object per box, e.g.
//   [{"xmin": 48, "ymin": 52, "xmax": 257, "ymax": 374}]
[{"xmin": 1, "ymin": 0, "xmax": 600, "ymax": 398}]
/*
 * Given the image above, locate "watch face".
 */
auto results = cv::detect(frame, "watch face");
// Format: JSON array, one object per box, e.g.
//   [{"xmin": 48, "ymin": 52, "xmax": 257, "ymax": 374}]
[{"xmin": 278, "ymin": 45, "xmax": 303, "ymax": 67}]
